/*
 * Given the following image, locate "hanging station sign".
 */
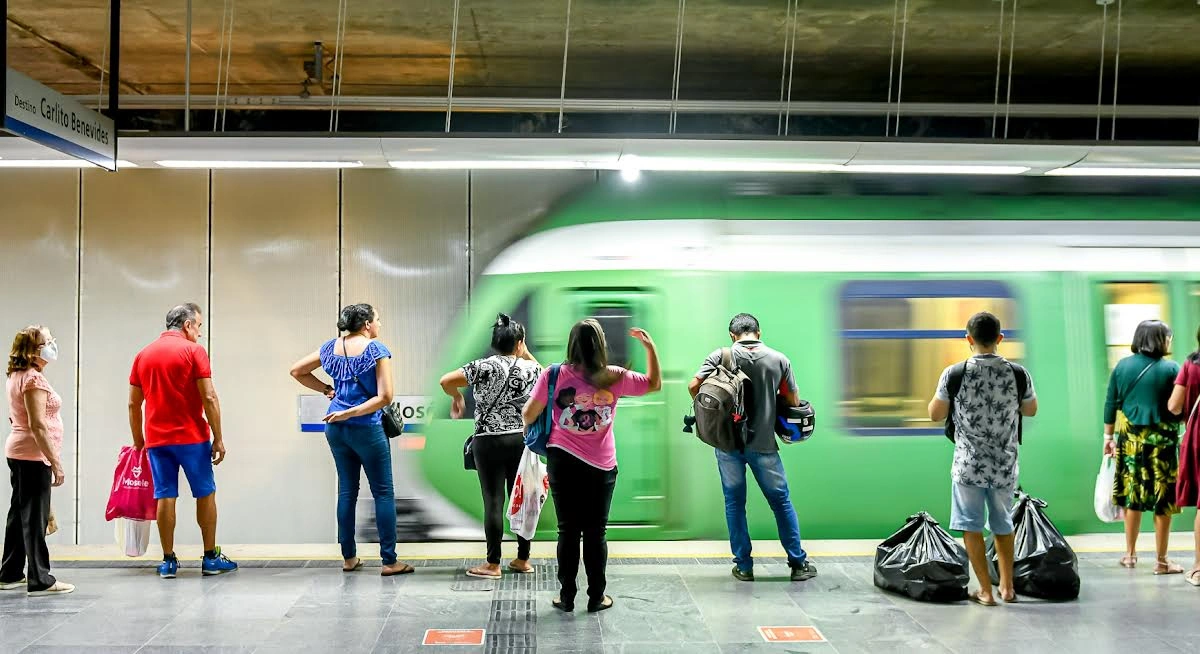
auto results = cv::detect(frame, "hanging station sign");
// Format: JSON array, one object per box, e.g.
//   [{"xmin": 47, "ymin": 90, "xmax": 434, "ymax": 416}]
[{"xmin": 3, "ymin": 68, "xmax": 117, "ymax": 170}]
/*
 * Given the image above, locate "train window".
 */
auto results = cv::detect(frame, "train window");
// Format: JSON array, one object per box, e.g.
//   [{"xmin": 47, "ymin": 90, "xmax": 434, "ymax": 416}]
[
  {"xmin": 840, "ymin": 281, "xmax": 1022, "ymax": 436},
  {"xmin": 1101, "ymin": 282, "xmax": 1168, "ymax": 372},
  {"xmin": 588, "ymin": 304, "xmax": 632, "ymax": 368}
]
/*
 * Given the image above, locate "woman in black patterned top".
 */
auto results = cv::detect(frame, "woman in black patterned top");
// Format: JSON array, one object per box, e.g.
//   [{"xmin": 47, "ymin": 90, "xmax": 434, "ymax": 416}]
[{"xmin": 440, "ymin": 314, "xmax": 541, "ymax": 578}]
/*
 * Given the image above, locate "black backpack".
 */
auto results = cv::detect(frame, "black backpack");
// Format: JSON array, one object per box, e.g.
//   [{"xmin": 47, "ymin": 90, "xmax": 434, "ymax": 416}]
[
  {"xmin": 692, "ymin": 348, "xmax": 750, "ymax": 452},
  {"xmin": 945, "ymin": 359, "xmax": 1029, "ymax": 444}
]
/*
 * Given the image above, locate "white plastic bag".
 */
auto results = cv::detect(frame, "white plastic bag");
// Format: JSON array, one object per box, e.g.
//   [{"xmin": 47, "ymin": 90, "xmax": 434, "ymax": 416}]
[
  {"xmin": 115, "ymin": 518, "xmax": 152, "ymax": 557},
  {"xmin": 1094, "ymin": 456, "xmax": 1125, "ymax": 523},
  {"xmin": 507, "ymin": 448, "xmax": 549, "ymax": 541}
]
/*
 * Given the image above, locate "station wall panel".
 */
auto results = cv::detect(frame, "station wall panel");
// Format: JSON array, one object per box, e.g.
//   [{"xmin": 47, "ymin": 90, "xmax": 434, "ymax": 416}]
[
  {"xmin": 78, "ymin": 170, "xmax": 210, "ymax": 545},
  {"xmin": 209, "ymin": 171, "xmax": 340, "ymax": 544},
  {"xmin": 0, "ymin": 171, "xmax": 81, "ymax": 544}
]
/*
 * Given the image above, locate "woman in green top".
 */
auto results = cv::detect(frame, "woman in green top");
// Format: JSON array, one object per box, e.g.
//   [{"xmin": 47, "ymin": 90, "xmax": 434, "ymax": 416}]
[{"xmin": 1103, "ymin": 320, "xmax": 1183, "ymax": 573}]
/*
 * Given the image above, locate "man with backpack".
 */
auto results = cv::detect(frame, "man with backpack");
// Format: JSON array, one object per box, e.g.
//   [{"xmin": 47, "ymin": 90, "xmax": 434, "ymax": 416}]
[
  {"xmin": 928, "ymin": 311, "xmax": 1037, "ymax": 606},
  {"xmin": 688, "ymin": 313, "xmax": 816, "ymax": 582}
]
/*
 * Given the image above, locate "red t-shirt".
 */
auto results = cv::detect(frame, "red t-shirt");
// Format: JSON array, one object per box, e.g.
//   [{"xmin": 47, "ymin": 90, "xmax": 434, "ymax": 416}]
[
  {"xmin": 1176, "ymin": 360, "xmax": 1200, "ymax": 431},
  {"xmin": 130, "ymin": 331, "xmax": 213, "ymax": 448}
]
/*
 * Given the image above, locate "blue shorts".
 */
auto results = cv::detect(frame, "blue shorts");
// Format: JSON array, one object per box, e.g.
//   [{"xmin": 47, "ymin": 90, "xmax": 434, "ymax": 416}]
[
  {"xmin": 950, "ymin": 482, "xmax": 1015, "ymax": 535},
  {"xmin": 147, "ymin": 442, "xmax": 216, "ymax": 500}
]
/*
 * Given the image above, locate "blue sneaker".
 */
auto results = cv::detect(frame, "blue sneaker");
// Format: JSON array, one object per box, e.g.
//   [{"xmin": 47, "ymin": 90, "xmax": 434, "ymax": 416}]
[
  {"xmin": 202, "ymin": 547, "xmax": 238, "ymax": 576},
  {"xmin": 158, "ymin": 556, "xmax": 178, "ymax": 579}
]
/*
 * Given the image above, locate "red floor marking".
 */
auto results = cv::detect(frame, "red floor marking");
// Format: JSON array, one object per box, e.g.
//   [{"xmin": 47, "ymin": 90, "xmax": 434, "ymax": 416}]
[
  {"xmin": 758, "ymin": 626, "xmax": 826, "ymax": 643},
  {"xmin": 423, "ymin": 629, "xmax": 485, "ymax": 645}
]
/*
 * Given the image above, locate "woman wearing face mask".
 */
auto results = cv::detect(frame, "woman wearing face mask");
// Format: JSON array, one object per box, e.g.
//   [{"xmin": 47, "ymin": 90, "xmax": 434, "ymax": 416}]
[
  {"xmin": 290, "ymin": 304, "xmax": 414, "ymax": 576},
  {"xmin": 0, "ymin": 326, "xmax": 73, "ymax": 596}
]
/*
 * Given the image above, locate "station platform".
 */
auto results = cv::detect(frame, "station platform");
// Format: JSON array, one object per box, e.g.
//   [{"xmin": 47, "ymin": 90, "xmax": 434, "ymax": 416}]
[{"xmin": 2, "ymin": 534, "xmax": 1197, "ymax": 653}]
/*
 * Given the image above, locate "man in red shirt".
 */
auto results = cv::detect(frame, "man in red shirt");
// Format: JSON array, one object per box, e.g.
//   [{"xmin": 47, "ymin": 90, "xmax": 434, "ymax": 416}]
[{"xmin": 128, "ymin": 303, "xmax": 237, "ymax": 578}]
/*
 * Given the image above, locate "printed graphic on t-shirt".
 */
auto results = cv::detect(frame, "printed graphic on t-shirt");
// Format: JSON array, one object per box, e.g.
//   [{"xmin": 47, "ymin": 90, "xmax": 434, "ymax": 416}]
[{"xmin": 556, "ymin": 386, "xmax": 616, "ymax": 434}]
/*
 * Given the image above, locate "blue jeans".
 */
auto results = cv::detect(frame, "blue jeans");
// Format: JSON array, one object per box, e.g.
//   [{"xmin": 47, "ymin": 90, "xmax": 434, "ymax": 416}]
[
  {"xmin": 715, "ymin": 449, "xmax": 807, "ymax": 570},
  {"xmin": 325, "ymin": 423, "xmax": 397, "ymax": 565}
]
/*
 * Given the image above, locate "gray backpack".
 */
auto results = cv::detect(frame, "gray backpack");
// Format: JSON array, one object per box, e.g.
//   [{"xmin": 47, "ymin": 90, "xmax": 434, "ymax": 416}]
[{"xmin": 693, "ymin": 348, "xmax": 750, "ymax": 452}]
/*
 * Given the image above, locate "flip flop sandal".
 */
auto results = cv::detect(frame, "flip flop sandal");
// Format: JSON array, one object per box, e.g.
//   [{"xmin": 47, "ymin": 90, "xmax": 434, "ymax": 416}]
[
  {"xmin": 587, "ymin": 595, "xmax": 615, "ymax": 613},
  {"xmin": 381, "ymin": 563, "xmax": 415, "ymax": 577},
  {"xmin": 1154, "ymin": 560, "xmax": 1184, "ymax": 575},
  {"xmin": 466, "ymin": 567, "xmax": 502, "ymax": 580},
  {"xmin": 552, "ymin": 597, "xmax": 574, "ymax": 613},
  {"xmin": 1002, "ymin": 592, "xmax": 1019, "ymax": 603},
  {"xmin": 507, "ymin": 562, "xmax": 535, "ymax": 574},
  {"xmin": 968, "ymin": 591, "xmax": 997, "ymax": 607},
  {"xmin": 1186, "ymin": 569, "xmax": 1200, "ymax": 587},
  {"xmin": 342, "ymin": 559, "xmax": 363, "ymax": 572},
  {"xmin": 1119, "ymin": 556, "xmax": 1138, "ymax": 569}
]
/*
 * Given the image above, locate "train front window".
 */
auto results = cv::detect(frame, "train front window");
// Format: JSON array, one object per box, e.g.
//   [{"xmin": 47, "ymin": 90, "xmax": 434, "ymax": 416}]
[
  {"xmin": 1101, "ymin": 282, "xmax": 1169, "ymax": 372},
  {"xmin": 840, "ymin": 281, "xmax": 1022, "ymax": 436}
]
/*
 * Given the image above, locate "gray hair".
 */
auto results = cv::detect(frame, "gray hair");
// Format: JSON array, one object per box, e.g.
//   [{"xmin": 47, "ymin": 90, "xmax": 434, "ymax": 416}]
[{"xmin": 165, "ymin": 303, "xmax": 203, "ymax": 330}]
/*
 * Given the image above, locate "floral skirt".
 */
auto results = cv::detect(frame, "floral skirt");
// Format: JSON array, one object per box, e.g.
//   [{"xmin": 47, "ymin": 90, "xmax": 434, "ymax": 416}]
[{"xmin": 1114, "ymin": 422, "xmax": 1181, "ymax": 516}]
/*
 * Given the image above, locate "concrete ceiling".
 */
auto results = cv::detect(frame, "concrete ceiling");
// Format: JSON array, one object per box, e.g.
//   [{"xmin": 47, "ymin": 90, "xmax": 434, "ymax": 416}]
[{"xmin": 7, "ymin": 0, "xmax": 1200, "ymax": 108}]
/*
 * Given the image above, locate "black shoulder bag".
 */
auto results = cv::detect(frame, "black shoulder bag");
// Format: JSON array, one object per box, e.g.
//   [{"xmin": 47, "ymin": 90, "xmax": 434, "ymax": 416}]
[
  {"xmin": 464, "ymin": 357, "xmax": 523, "ymax": 471},
  {"xmin": 345, "ymin": 337, "xmax": 404, "ymax": 438}
]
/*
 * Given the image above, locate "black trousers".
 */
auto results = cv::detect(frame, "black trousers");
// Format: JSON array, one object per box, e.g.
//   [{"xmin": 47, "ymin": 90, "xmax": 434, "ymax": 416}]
[
  {"xmin": 472, "ymin": 432, "xmax": 532, "ymax": 565},
  {"xmin": 0, "ymin": 458, "xmax": 56, "ymax": 591},
  {"xmin": 546, "ymin": 448, "xmax": 617, "ymax": 606}
]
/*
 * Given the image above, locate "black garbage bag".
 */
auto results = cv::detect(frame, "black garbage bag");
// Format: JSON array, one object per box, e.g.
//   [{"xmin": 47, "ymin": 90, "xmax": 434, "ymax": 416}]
[
  {"xmin": 986, "ymin": 493, "xmax": 1080, "ymax": 600},
  {"xmin": 874, "ymin": 512, "xmax": 970, "ymax": 602}
]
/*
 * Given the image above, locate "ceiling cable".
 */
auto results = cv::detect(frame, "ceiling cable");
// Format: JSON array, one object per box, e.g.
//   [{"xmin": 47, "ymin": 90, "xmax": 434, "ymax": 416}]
[
  {"xmin": 884, "ymin": 0, "xmax": 899, "ymax": 136},
  {"xmin": 557, "ymin": 0, "xmax": 573, "ymax": 133},
  {"xmin": 1110, "ymin": 0, "xmax": 1123, "ymax": 140},
  {"xmin": 97, "ymin": 1, "xmax": 111, "ymax": 111},
  {"xmin": 778, "ymin": 0, "xmax": 795, "ymax": 136},
  {"xmin": 220, "ymin": 1, "xmax": 236, "ymax": 132},
  {"xmin": 1095, "ymin": 2, "xmax": 1108, "ymax": 141},
  {"xmin": 783, "ymin": 0, "xmax": 799, "ymax": 136},
  {"xmin": 893, "ymin": 0, "xmax": 910, "ymax": 137},
  {"xmin": 991, "ymin": 0, "xmax": 1006, "ymax": 139},
  {"xmin": 669, "ymin": 0, "xmax": 687, "ymax": 134},
  {"xmin": 1002, "ymin": 0, "xmax": 1018, "ymax": 138},
  {"xmin": 445, "ymin": 0, "xmax": 462, "ymax": 133},
  {"xmin": 330, "ymin": 0, "xmax": 349, "ymax": 132}
]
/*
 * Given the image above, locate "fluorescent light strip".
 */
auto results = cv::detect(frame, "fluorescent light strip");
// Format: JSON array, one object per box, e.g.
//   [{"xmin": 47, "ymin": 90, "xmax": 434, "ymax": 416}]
[
  {"xmin": 388, "ymin": 159, "xmax": 597, "ymax": 170},
  {"xmin": 1045, "ymin": 166, "xmax": 1200, "ymax": 177},
  {"xmin": 0, "ymin": 159, "xmax": 137, "ymax": 168},
  {"xmin": 156, "ymin": 160, "xmax": 364, "ymax": 169},
  {"xmin": 843, "ymin": 164, "xmax": 1030, "ymax": 175},
  {"xmin": 625, "ymin": 157, "xmax": 841, "ymax": 173}
]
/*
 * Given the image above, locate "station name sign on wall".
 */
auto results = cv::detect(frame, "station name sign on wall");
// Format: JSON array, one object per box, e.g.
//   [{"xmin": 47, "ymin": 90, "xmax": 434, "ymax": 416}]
[{"xmin": 3, "ymin": 68, "xmax": 116, "ymax": 170}]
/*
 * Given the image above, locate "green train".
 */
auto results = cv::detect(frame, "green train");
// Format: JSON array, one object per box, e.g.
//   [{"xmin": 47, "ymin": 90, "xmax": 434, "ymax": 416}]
[{"xmin": 417, "ymin": 177, "xmax": 1200, "ymax": 542}]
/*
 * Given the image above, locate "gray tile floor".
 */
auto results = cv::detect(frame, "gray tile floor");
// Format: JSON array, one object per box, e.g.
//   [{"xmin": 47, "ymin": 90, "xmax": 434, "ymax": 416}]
[{"xmin": 1, "ymin": 554, "xmax": 1198, "ymax": 653}]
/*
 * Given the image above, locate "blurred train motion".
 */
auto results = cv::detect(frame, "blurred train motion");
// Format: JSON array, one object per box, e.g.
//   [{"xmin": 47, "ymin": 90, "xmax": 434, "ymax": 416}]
[{"xmin": 370, "ymin": 177, "xmax": 1200, "ymax": 542}]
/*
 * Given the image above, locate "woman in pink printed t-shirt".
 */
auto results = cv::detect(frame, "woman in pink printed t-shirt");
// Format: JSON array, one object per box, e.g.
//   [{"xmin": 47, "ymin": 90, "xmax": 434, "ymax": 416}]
[
  {"xmin": 1, "ymin": 326, "xmax": 73, "ymax": 596},
  {"xmin": 522, "ymin": 319, "xmax": 661, "ymax": 614}
]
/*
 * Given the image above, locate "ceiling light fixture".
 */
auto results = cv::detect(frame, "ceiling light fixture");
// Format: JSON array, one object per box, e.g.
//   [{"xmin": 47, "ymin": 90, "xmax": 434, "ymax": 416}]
[
  {"xmin": 155, "ymin": 160, "xmax": 364, "ymax": 169},
  {"xmin": 0, "ymin": 159, "xmax": 137, "ymax": 168},
  {"xmin": 842, "ymin": 164, "xmax": 1031, "ymax": 175},
  {"xmin": 618, "ymin": 156, "xmax": 841, "ymax": 173},
  {"xmin": 388, "ymin": 159, "xmax": 596, "ymax": 170},
  {"xmin": 1045, "ymin": 166, "xmax": 1200, "ymax": 177}
]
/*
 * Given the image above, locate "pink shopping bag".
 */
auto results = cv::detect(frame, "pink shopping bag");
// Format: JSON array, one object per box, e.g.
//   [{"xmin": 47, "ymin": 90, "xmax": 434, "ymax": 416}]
[{"xmin": 105, "ymin": 446, "xmax": 157, "ymax": 522}]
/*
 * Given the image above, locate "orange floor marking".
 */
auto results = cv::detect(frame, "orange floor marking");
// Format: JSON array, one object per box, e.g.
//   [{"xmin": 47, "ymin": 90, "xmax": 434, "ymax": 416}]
[
  {"xmin": 758, "ymin": 626, "xmax": 826, "ymax": 643},
  {"xmin": 422, "ymin": 629, "xmax": 485, "ymax": 645}
]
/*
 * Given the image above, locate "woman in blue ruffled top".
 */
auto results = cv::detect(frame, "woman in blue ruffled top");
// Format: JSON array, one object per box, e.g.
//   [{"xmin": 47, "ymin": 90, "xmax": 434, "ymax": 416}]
[{"xmin": 290, "ymin": 303, "xmax": 414, "ymax": 576}]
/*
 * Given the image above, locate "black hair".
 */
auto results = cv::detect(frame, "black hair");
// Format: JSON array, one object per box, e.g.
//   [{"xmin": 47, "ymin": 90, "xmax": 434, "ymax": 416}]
[
  {"xmin": 491, "ymin": 313, "xmax": 526, "ymax": 355},
  {"xmin": 1131, "ymin": 319, "xmax": 1172, "ymax": 359},
  {"xmin": 729, "ymin": 313, "xmax": 760, "ymax": 337},
  {"xmin": 1189, "ymin": 325, "xmax": 1200, "ymax": 365},
  {"xmin": 967, "ymin": 312, "xmax": 1002, "ymax": 347},
  {"xmin": 165, "ymin": 303, "xmax": 202, "ymax": 330},
  {"xmin": 338, "ymin": 303, "xmax": 376, "ymax": 333}
]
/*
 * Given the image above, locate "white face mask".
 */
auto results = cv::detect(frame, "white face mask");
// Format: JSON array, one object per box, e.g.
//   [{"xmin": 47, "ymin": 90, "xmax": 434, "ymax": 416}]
[{"xmin": 39, "ymin": 341, "xmax": 59, "ymax": 362}]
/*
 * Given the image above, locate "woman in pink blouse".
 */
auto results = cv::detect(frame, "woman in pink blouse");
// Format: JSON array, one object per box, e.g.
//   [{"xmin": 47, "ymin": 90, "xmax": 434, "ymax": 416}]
[
  {"xmin": 522, "ymin": 319, "xmax": 660, "ymax": 613},
  {"xmin": 0, "ymin": 326, "xmax": 73, "ymax": 595}
]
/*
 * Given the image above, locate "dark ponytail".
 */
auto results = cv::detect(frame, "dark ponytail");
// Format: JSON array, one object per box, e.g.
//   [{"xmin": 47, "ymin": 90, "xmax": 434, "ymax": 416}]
[
  {"xmin": 338, "ymin": 303, "xmax": 375, "ymax": 333},
  {"xmin": 491, "ymin": 313, "xmax": 526, "ymax": 355},
  {"xmin": 1190, "ymin": 325, "xmax": 1200, "ymax": 365}
]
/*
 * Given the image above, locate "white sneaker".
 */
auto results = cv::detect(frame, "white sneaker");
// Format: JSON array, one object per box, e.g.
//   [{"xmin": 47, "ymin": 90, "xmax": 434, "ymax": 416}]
[
  {"xmin": 0, "ymin": 578, "xmax": 26, "ymax": 591},
  {"xmin": 27, "ymin": 581, "xmax": 74, "ymax": 596}
]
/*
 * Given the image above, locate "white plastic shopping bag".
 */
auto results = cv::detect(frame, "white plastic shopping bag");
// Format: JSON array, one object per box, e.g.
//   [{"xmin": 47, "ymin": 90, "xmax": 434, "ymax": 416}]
[
  {"xmin": 1094, "ymin": 455, "xmax": 1125, "ymax": 523},
  {"xmin": 507, "ymin": 448, "xmax": 549, "ymax": 541},
  {"xmin": 115, "ymin": 518, "xmax": 152, "ymax": 557}
]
